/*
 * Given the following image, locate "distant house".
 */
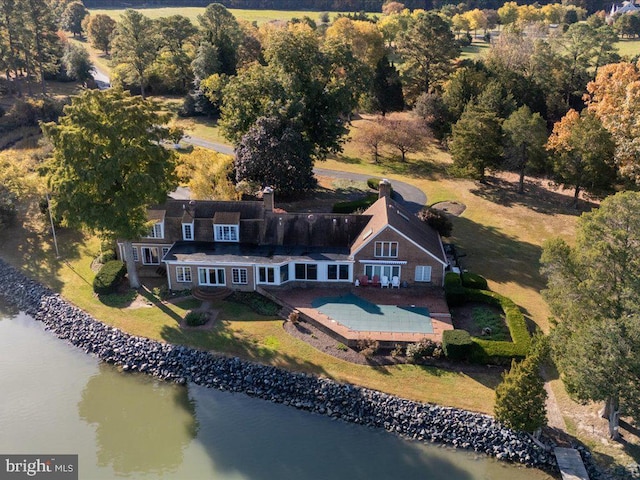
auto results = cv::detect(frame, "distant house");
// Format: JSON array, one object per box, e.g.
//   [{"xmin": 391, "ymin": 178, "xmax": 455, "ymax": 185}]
[
  {"xmin": 117, "ymin": 180, "xmax": 449, "ymax": 292},
  {"xmin": 609, "ymin": 0, "xmax": 640, "ymax": 16}
]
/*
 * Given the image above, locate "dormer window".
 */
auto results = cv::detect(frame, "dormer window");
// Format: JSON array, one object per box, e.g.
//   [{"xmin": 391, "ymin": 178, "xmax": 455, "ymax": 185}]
[
  {"xmin": 213, "ymin": 211, "xmax": 240, "ymax": 243},
  {"xmin": 146, "ymin": 222, "xmax": 164, "ymax": 239},
  {"xmin": 182, "ymin": 222, "xmax": 194, "ymax": 241},
  {"xmin": 215, "ymin": 224, "xmax": 239, "ymax": 242}
]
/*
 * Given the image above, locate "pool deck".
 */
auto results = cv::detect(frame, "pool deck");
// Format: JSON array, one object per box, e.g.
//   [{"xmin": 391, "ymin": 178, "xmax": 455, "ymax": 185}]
[{"xmin": 262, "ymin": 285, "xmax": 453, "ymax": 346}]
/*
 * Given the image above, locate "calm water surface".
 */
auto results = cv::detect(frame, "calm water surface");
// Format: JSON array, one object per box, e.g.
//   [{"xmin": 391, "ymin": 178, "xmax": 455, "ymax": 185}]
[{"xmin": 0, "ymin": 304, "xmax": 554, "ymax": 480}]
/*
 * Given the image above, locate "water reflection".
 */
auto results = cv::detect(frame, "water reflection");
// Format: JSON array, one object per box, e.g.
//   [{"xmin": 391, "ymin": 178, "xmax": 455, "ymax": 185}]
[{"xmin": 78, "ymin": 364, "xmax": 198, "ymax": 476}]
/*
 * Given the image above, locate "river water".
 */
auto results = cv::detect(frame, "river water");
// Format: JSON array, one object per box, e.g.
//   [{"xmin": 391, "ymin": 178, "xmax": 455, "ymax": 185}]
[{"xmin": 0, "ymin": 304, "xmax": 553, "ymax": 480}]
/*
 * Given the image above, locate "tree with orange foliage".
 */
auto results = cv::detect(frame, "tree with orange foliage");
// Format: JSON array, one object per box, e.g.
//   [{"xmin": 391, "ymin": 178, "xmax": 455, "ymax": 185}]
[
  {"xmin": 585, "ymin": 61, "xmax": 640, "ymax": 185},
  {"xmin": 546, "ymin": 109, "xmax": 616, "ymax": 206}
]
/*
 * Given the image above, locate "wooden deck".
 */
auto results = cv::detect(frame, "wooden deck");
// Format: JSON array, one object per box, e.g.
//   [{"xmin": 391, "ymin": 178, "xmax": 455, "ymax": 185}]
[
  {"xmin": 262, "ymin": 285, "xmax": 453, "ymax": 347},
  {"xmin": 554, "ymin": 448, "xmax": 590, "ymax": 480}
]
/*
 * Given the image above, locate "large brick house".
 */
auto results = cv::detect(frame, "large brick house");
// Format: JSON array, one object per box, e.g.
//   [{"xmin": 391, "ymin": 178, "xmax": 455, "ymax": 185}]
[{"xmin": 117, "ymin": 181, "xmax": 449, "ymax": 292}]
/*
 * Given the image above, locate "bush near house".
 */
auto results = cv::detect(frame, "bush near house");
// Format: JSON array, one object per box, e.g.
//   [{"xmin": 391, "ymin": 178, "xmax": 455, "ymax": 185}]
[
  {"xmin": 93, "ymin": 260, "xmax": 126, "ymax": 295},
  {"xmin": 442, "ymin": 329, "xmax": 473, "ymax": 360},
  {"xmin": 185, "ymin": 311, "xmax": 208, "ymax": 326},
  {"xmin": 332, "ymin": 193, "xmax": 378, "ymax": 213},
  {"xmin": 444, "ymin": 272, "xmax": 530, "ymax": 364},
  {"xmin": 461, "ymin": 271, "xmax": 488, "ymax": 290}
]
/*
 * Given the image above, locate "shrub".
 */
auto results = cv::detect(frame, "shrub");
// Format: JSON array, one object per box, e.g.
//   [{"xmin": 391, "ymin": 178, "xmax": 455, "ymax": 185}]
[
  {"xmin": 356, "ymin": 338, "xmax": 379, "ymax": 358},
  {"xmin": 336, "ymin": 342, "xmax": 348, "ymax": 351},
  {"xmin": 93, "ymin": 260, "xmax": 126, "ymax": 295},
  {"xmin": 185, "ymin": 311, "xmax": 208, "ymax": 327},
  {"xmin": 406, "ymin": 339, "xmax": 442, "ymax": 362},
  {"xmin": 230, "ymin": 291, "xmax": 280, "ymax": 316},
  {"xmin": 391, "ymin": 343, "xmax": 404, "ymax": 357},
  {"xmin": 288, "ymin": 310, "xmax": 300, "ymax": 323},
  {"xmin": 367, "ymin": 177, "xmax": 382, "ymax": 190},
  {"xmin": 461, "ymin": 272, "xmax": 488, "ymax": 290},
  {"xmin": 98, "ymin": 249, "xmax": 116, "ymax": 264},
  {"xmin": 442, "ymin": 329, "xmax": 472, "ymax": 360},
  {"xmin": 332, "ymin": 193, "xmax": 378, "ymax": 213}
]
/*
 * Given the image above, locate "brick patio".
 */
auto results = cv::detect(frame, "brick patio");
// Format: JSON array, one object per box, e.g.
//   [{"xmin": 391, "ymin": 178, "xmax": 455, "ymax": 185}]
[{"xmin": 261, "ymin": 285, "xmax": 453, "ymax": 348}]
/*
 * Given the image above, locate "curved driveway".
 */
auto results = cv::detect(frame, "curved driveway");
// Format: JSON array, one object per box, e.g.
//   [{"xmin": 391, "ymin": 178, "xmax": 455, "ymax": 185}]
[{"xmin": 183, "ymin": 137, "xmax": 427, "ymax": 213}]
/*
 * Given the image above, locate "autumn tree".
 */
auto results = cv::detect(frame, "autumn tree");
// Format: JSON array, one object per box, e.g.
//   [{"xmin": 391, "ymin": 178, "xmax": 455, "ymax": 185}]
[
  {"xmin": 175, "ymin": 149, "xmax": 238, "ymax": 201},
  {"xmin": 111, "ymin": 9, "xmax": 159, "ymax": 97},
  {"xmin": 42, "ymin": 89, "xmax": 178, "ymax": 289},
  {"xmin": 546, "ymin": 109, "xmax": 616, "ymax": 205},
  {"xmin": 450, "ymin": 103, "xmax": 503, "ymax": 181},
  {"xmin": 354, "ymin": 117, "xmax": 387, "ymax": 163},
  {"xmin": 541, "ymin": 191, "xmax": 640, "ymax": 439},
  {"xmin": 383, "ymin": 113, "xmax": 428, "ymax": 162},
  {"xmin": 586, "ymin": 61, "xmax": 640, "ymax": 185},
  {"xmin": 396, "ymin": 11, "xmax": 459, "ymax": 103},
  {"xmin": 86, "ymin": 13, "xmax": 116, "ymax": 54},
  {"xmin": 502, "ymin": 106, "xmax": 548, "ymax": 194}
]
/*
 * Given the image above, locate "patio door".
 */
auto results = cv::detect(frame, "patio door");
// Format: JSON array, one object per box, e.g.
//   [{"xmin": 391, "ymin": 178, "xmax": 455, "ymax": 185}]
[
  {"xmin": 198, "ymin": 267, "xmax": 226, "ymax": 286},
  {"xmin": 364, "ymin": 265, "xmax": 400, "ymax": 281},
  {"xmin": 141, "ymin": 247, "xmax": 160, "ymax": 265}
]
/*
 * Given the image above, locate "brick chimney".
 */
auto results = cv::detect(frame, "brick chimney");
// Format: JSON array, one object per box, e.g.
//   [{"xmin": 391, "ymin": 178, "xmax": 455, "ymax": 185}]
[
  {"xmin": 263, "ymin": 186, "xmax": 274, "ymax": 212},
  {"xmin": 379, "ymin": 179, "xmax": 392, "ymax": 199}
]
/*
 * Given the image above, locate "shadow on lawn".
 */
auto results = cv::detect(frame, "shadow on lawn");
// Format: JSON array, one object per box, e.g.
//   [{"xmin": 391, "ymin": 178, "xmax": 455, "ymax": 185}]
[
  {"xmin": 159, "ymin": 319, "xmax": 330, "ymax": 378},
  {"xmin": 470, "ymin": 175, "xmax": 598, "ymax": 215},
  {"xmin": 452, "ymin": 215, "xmax": 545, "ymax": 292}
]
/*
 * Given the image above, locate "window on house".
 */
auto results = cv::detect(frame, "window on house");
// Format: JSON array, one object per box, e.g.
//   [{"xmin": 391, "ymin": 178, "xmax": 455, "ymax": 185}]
[
  {"xmin": 295, "ymin": 263, "xmax": 318, "ymax": 280},
  {"xmin": 328, "ymin": 264, "xmax": 349, "ymax": 280},
  {"xmin": 182, "ymin": 223, "xmax": 194, "ymax": 241},
  {"xmin": 176, "ymin": 266, "xmax": 192, "ymax": 283},
  {"xmin": 141, "ymin": 247, "xmax": 160, "ymax": 265},
  {"xmin": 132, "ymin": 247, "xmax": 139, "ymax": 262},
  {"xmin": 146, "ymin": 222, "xmax": 164, "ymax": 239},
  {"xmin": 232, "ymin": 268, "xmax": 248, "ymax": 285},
  {"xmin": 374, "ymin": 241, "xmax": 398, "ymax": 258},
  {"xmin": 214, "ymin": 225, "xmax": 239, "ymax": 242},
  {"xmin": 162, "ymin": 247, "xmax": 170, "ymax": 258},
  {"xmin": 198, "ymin": 267, "xmax": 226, "ymax": 286},
  {"xmin": 258, "ymin": 266, "xmax": 276, "ymax": 284},
  {"xmin": 280, "ymin": 264, "xmax": 289, "ymax": 283},
  {"xmin": 415, "ymin": 266, "xmax": 432, "ymax": 282},
  {"xmin": 364, "ymin": 265, "xmax": 400, "ymax": 280}
]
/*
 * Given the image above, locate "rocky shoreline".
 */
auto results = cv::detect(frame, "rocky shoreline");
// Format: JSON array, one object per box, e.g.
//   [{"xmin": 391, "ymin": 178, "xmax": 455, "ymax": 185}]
[{"xmin": 0, "ymin": 258, "xmax": 557, "ymax": 473}]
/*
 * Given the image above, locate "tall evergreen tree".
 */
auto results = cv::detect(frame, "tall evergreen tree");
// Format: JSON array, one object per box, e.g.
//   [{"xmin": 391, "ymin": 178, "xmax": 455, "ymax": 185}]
[
  {"xmin": 22, "ymin": 0, "xmax": 61, "ymax": 94},
  {"xmin": 370, "ymin": 55, "xmax": 404, "ymax": 115}
]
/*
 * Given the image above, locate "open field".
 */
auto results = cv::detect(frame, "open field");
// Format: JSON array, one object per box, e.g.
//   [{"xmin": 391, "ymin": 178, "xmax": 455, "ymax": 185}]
[
  {"xmin": 614, "ymin": 38, "xmax": 640, "ymax": 59},
  {"xmin": 88, "ymin": 7, "xmax": 340, "ymax": 24}
]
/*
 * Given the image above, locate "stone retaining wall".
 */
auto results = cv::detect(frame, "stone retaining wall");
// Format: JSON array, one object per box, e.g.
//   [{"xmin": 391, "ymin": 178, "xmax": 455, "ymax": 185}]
[{"xmin": 0, "ymin": 258, "xmax": 557, "ymax": 473}]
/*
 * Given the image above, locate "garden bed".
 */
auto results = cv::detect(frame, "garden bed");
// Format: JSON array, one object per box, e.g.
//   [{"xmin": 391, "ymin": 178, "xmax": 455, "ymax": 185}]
[{"xmin": 450, "ymin": 301, "xmax": 512, "ymax": 342}]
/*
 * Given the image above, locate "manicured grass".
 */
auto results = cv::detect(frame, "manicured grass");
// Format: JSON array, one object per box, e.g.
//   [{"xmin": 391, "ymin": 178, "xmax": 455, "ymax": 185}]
[
  {"xmin": 89, "ymin": 7, "xmax": 337, "ymax": 24},
  {"xmin": 614, "ymin": 38, "xmax": 640, "ymax": 59},
  {"xmin": 472, "ymin": 306, "xmax": 510, "ymax": 341},
  {"xmin": 460, "ymin": 40, "xmax": 490, "ymax": 60}
]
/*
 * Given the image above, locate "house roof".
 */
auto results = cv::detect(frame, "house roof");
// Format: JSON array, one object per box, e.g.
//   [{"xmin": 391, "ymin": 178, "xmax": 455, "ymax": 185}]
[
  {"xmin": 351, "ymin": 196, "xmax": 447, "ymax": 265},
  {"xmin": 164, "ymin": 241, "xmax": 352, "ymax": 264},
  {"xmin": 214, "ymin": 211, "xmax": 241, "ymax": 225}
]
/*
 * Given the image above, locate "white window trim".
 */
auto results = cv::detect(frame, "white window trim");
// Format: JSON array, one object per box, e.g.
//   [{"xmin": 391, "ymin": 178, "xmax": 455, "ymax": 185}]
[
  {"xmin": 141, "ymin": 246, "xmax": 160, "ymax": 265},
  {"xmin": 198, "ymin": 267, "xmax": 226, "ymax": 286},
  {"xmin": 257, "ymin": 266, "xmax": 277, "ymax": 284},
  {"xmin": 232, "ymin": 267, "xmax": 248, "ymax": 285},
  {"xmin": 415, "ymin": 265, "xmax": 432, "ymax": 282},
  {"xmin": 145, "ymin": 222, "xmax": 164, "ymax": 239},
  {"xmin": 327, "ymin": 263, "xmax": 350, "ymax": 281},
  {"xmin": 182, "ymin": 222, "xmax": 194, "ymax": 241},
  {"xmin": 374, "ymin": 241, "xmax": 398, "ymax": 258},
  {"xmin": 294, "ymin": 263, "xmax": 319, "ymax": 281},
  {"xmin": 364, "ymin": 264, "xmax": 401, "ymax": 281},
  {"xmin": 214, "ymin": 224, "xmax": 239, "ymax": 242},
  {"xmin": 132, "ymin": 246, "xmax": 139, "ymax": 262},
  {"xmin": 176, "ymin": 266, "xmax": 192, "ymax": 283}
]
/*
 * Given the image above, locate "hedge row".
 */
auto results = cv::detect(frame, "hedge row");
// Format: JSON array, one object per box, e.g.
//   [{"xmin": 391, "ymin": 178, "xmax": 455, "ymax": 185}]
[
  {"xmin": 332, "ymin": 193, "xmax": 378, "ymax": 213},
  {"xmin": 445, "ymin": 272, "xmax": 530, "ymax": 364},
  {"xmin": 93, "ymin": 260, "xmax": 126, "ymax": 295}
]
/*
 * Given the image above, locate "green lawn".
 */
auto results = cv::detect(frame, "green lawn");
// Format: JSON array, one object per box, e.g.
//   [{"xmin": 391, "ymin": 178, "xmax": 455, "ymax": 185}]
[{"xmin": 614, "ymin": 38, "xmax": 640, "ymax": 59}]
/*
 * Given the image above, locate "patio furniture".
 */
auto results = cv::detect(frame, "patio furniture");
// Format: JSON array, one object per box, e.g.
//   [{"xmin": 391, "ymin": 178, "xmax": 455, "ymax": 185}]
[
  {"xmin": 391, "ymin": 276, "xmax": 400, "ymax": 288},
  {"xmin": 371, "ymin": 275, "xmax": 380, "ymax": 287},
  {"xmin": 359, "ymin": 275, "xmax": 369, "ymax": 286},
  {"xmin": 380, "ymin": 276, "xmax": 390, "ymax": 288}
]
